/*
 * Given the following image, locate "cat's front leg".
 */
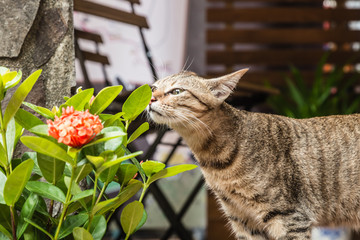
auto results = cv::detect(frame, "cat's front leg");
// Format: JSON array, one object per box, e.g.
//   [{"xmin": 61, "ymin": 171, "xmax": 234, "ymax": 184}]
[
  {"xmin": 263, "ymin": 210, "xmax": 312, "ymax": 240},
  {"xmin": 228, "ymin": 217, "xmax": 268, "ymax": 240}
]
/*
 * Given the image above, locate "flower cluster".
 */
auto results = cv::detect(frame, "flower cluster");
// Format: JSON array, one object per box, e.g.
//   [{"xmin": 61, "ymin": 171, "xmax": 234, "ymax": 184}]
[{"xmin": 47, "ymin": 106, "xmax": 103, "ymax": 148}]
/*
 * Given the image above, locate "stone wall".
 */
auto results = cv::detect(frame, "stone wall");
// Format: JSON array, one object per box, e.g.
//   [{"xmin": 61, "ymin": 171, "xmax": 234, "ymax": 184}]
[{"xmin": 0, "ymin": 0, "xmax": 75, "ymax": 109}]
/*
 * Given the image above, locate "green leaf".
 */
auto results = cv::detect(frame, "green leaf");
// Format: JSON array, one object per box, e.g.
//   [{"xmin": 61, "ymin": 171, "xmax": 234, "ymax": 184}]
[
  {"xmin": 141, "ymin": 160, "xmax": 165, "ymax": 178},
  {"xmin": 73, "ymin": 227, "xmax": 94, "ymax": 240},
  {"xmin": 74, "ymin": 163, "xmax": 93, "ymax": 183},
  {"xmin": 285, "ymin": 77, "xmax": 305, "ymax": 109},
  {"xmin": 86, "ymin": 155, "xmax": 105, "ymax": 169},
  {"xmin": 14, "ymin": 108, "xmax": 44, "ymax": 131},
  {"xmin": 25, "ymin": 181, "xmax": 66, "ymax": 203},
  {"xmin": 0, "ymin": 223, "xmax": 12, "ymax": 240},
  {"xmin": 346, "ymin": 97, "xmax": 360, "ymax": 114},
  {"xmin": 148, "ymin": 164, "xmax": 198, "ymax": 184},
  {"xmin": 21, "ymin": 136, "xmax": 74, "ymax": 165},
  {"xmin": 97, "ymin": 151, "xmax": 143, "ymax": 174},
  {"xmin": 117, "ymin": 164, "xmax": 138, "ymax": 186},
  {"xmin": 67, "ymin": 196, "xmax": 92, "ymax": 215},
  {"xmin": 99, "ymin": 160, "xmax": 119, "ymax": 183},
  {"xmin": 22, "ymin": 102, "xmax": 55, "ymax": 120},
  {"xmin": 121, "ymin": 201, "xmax": 144, "ymax": 236},
  {"xmin": 3, "ymin": 69, "xmax": 42, "ymax": 129},
  {"xmin": 90, "ymin": 85, "xmax": 123, "ymax": 115},
  {"xmin": 4, "ymin": 159, "xmax": 34, "ymax": 206},
  {"xmin": 63, "ymin": 176, "xmax": 90, "ymax": 210},
  {"xmin": 2, "ymin": 71, "xmax": 17, "ymax": 85},
  {"xmin": 65, "ymin": 88, "xmax": 94, "ymax": 111},
  {"xmin": 103, "ymin": 112, "xmax": 125, "ymax": 127},
  {"xmin": 127, "ymin": 122, "xmax": 149, "ymax": 144},
  {"xmin": 0, "ymin": 171, "xmax": 6, "ymax": 204},
  {"xmin": 0, "ymin": 144, "xmax": 7, "ymax": 169},
  {"xmin": 16, "ymin": 193, "xmax": 39, "ymax": 238},
  {"xmin": 134, "ymin": 208, "xmax": 147, "ymax": 233},
  {"xmin": 122, "ymin": 85, "xmax": 152, "ymax": 121},
  {"xmin": 121, "ymin": 145, "xmax": 146, "ymax": 183},
  {"xmin": 24, "ymin": 218, "xmax": 54, "ymax": 240},
  {"xmin": 0, "ymin": 204, "xmax": 11, "ymax": 233},
  {"xmin": 82, "ymin": 131, "xmax": 126, "ymax": 149},
  {"xmin": 93, "ymin": 180, "xmax": 143, "ymax": 215},
  {"xmin": 58, "ymin": 213, "xmax": 88, "ymax": 239},
  {"xmin": 5, "ymin": 117, "xmax": 16, "ymax": 163},
  {"xmin": 0, "ymin": 67, "xmax": 9, "ymax": 75},
  {"xmin": 4, "ymin": 70, "xmax": 22, "ymax": 90},
  {"xmin": 37, "ymin": 153, "xmax": 65, "ymax": 184},
  {"xmin": 70, "ymin": 189, "xmax": 94, "ymax": 203},
  {"xmin": 87, "ymin": 215, "xmax": 106, "ymax": 240}
]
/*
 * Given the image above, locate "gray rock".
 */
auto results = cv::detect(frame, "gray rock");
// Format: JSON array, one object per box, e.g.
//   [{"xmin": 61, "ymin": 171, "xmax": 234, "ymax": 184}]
[{"xmin": 0, "ymin": 0, "xmax": 41, "ymax": 57}]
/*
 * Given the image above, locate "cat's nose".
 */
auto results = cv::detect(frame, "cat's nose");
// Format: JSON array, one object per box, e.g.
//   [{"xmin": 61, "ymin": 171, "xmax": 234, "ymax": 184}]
[{"xmin": 149, "ymin": 96, "xmax": 157, "ymax": 105}]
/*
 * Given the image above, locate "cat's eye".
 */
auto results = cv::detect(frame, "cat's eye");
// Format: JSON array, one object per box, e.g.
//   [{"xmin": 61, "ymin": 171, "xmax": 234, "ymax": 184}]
[{"xmin": 171, "ymin": 88, "xmax": 184, "ymax": 95}]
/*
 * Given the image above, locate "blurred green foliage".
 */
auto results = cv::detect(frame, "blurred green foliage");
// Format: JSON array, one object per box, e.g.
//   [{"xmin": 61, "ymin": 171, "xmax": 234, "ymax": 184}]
[{"xmin": 267, "ymin": 54, "xmax": 360, "ymax": 118}]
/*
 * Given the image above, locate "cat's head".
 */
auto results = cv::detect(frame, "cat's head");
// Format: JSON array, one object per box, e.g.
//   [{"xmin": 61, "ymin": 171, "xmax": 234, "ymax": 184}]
[{"xmin": 147, "ymin": 69, "xmax": 248, "ymax": 127}]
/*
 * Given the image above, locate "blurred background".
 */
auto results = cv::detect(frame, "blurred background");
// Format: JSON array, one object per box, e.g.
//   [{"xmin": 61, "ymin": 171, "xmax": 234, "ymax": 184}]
[{"xmin": 73, "ymin": 0, "xmax": 360, "ymax": 239}]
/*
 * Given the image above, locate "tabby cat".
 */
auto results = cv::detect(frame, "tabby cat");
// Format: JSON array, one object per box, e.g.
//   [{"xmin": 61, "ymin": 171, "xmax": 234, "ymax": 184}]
[{"xmin": 147, "ymin": 69, "xmax": 360, "ymax": 240}]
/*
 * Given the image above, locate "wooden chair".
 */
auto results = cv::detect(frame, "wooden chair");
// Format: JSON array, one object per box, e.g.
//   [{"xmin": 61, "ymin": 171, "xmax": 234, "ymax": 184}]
[{"xmin": 74, "ymin": 29, "xmax": 111, "ymax": 90}]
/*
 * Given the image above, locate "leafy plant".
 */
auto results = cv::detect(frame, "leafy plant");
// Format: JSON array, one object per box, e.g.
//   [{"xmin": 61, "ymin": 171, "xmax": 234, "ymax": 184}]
[
  {"xmin": 0, "ymin": 67, "xmax": 198, "ymax": 240},
  {"xmin": 267, "ymin": 55, "xmax": 360, "ymax": 118}
]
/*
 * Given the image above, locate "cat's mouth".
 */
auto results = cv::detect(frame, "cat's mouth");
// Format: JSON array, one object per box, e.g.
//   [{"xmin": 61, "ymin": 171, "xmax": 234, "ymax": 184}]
[
  {"xmin": 147, "ymin": 105, "xmax": 166, "ymax": 124},
  {"xmin": 148, "ymin": 105, "xmax": 163, "ymax": 117}
]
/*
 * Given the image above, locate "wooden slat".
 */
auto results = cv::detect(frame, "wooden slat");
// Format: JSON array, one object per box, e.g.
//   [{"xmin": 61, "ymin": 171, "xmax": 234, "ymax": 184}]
[
  {"xmin": 75, "ymin": 29, "xmax": 103, "ymax": 43},
  {"xmin": 76, "ymin": 50, "xmax": 110, "ymax": 65},
  {"xmin": 207, "ymin": 29, "xmax": 360, "ymax": 44},
  {"xmin": 237, "ymin": 81, "xmax": 280, "ymax": 94},
  {"xmin": 208, "ymin": 71, "xmax": 303, "ymax": 86},
  {"xmin": 241, "ymin": 71, "xmax": 314, "ymax": 86},
  {"xmin": 207, "ymin": 8, "xmax": 360, "ymax": 23},
  {"xmin": 208, "ymin": 0, "xmax": 325, "ymax": 1},
  {"xmin": 74, "ymin": 0, "xmax": 149, "ymax": 28},
  {"xmin": 207, "ymin": 71, "xmax": 357, "ymax": 87},
  {"xmin": 207, "ymin": 50, "xmax": 360, "ymax": 65},
  {"xmin": 126, "ymin": 0, "xmax": 141, "ymax": 4}
]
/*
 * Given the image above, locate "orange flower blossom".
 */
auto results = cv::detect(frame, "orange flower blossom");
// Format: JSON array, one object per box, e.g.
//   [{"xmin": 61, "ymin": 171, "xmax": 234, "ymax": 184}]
[{"xmin": 47, "ymin": 106, "xmax": 103, "ymax": 148}]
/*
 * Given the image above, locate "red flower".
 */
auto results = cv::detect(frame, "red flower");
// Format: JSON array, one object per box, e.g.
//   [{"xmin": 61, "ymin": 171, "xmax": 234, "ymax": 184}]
[{"xmin": 47, "ymin": 106, "xmax": 103, "ymax": 148}]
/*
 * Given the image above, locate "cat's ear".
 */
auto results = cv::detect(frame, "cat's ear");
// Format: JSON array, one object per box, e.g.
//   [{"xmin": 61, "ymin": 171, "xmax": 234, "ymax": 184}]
[{"xmin": 206, "ymin": 68, "xmax": 248, "ymax": 103}]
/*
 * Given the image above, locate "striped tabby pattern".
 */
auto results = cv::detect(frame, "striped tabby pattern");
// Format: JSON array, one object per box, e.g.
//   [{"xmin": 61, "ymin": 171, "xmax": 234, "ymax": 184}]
[{"xmin": 147, "ymin": 69, "xmax": 360, "ymax": 240}]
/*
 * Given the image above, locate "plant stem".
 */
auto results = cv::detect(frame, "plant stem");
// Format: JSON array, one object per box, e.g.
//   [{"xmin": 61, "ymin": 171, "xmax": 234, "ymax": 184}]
[
  {"xmin": 91, "ymin": 174, "xmax": 99, "ymax": 209},
  {"xmin": 10, "ymin": 206, "xmax": 17, "ymax": 240},
  {"xmin": 138, "ymin": 183, "xmax": 148, "ymax": 203},
  {"xmin": 46, "ymin": 200, "xmax": 54, "ymax": 232},
  {"xmin": 0, "ymin": 105, "xmax": 10, "ymax": 174},
  {"xmin": 53, "ymin": 166, "xmax": 76, "ymax": 240},
  {"xmin": 106, "ymin": 209, "xmax": 115, "ymax": 223},
  {"xmin": 95, "ymin": 182, "xmax": 107, "ymax": 206},
  {"xmin": 125, "ymin": 120, "xmax": 129, "ymax": 131},
  {"xmin": 87, "ymin": 174, "xmax": 99, "ymax": 231}
]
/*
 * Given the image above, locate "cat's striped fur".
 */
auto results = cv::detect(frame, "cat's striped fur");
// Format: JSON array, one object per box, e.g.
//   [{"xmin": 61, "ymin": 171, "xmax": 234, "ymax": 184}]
[{"xmin": 147, "ymin": 69, "xmax": 360, "ymax": 240}]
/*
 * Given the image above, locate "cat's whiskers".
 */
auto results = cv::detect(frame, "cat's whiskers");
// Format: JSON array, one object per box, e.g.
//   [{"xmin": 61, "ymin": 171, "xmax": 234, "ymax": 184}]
[
  {"xmin": 178, "ymin": 108, "xmax": 213, "ymax": 136},
  {"xmin": 181, "ymin": 57, "xmax": 190, "ymax": 72},
  {"xmin": 166, "ymin": 109, "xmax": 213, "ymax": 139}
]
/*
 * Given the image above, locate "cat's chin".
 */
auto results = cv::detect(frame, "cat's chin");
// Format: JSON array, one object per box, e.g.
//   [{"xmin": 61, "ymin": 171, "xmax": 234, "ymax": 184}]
[
  {"xmin": 148, "ymin": 110, "xmax": 169, "ymax": 125},
  {"xmin": 148, "ymin": 111, "xmax": 185, "ymax": 129}
]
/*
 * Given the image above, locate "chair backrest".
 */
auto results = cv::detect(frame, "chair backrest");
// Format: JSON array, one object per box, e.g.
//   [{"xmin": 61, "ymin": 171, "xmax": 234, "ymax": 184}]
[
  {"xmin": 206, "ymin": 0, "xmax": 360, "ymax": 87},
  {"xmin": 74, "ymin": 29, "xmax": 110, "ymax": 89},
  {"xmin": 73, "ymin": 0, "xmax": 150, "ymax": 90},
  {"xmin": 74, "ymin": 0, "xmax": 149, "ymax": 28}
]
